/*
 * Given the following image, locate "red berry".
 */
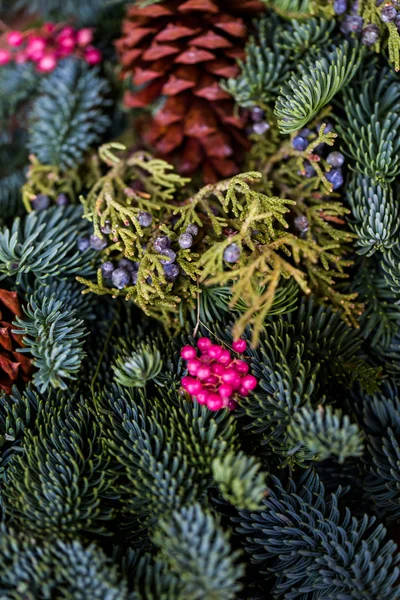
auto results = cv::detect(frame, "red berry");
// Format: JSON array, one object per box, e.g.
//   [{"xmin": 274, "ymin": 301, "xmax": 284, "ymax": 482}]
[
  {"xmin": 85, "ymin": 46, "xmax": 102, "ymax": 65},
  {"xmin": 7, "ymin": 31, "xmax": 24, "ymax": 47},
  {"xmin": 58, "ymin": 36, "xmax": 76, "ymax": 51},
  {"xmin": 197, "ymin": 365, "xmax": 211, "ymax": 380},
  {"xmin": 181, "ymin": 345, "xmax": 197, "ymax": 360},
  {"xmin": 76, "ymin": 28, "xmax": 93, "ymax": 47},
  {"xmin": 232, "ymin": 338, "xmax": 247, "ymax": 353},
  {"xmin": 219, "ymin": 384, "xmax": 233, "ymax": 398},
  {"xmin": 239, "ymin": 386, "xmax": 250, "ymax": 397},
  {"xmin": 233, "ymin": 359, "xmax": 249, "ymax": 375},
  {"xmin": 227, "ymin": 398, "xmax": 237, "ymax": 410},
  {"xmin": 196, "ymin": 390, "xmax": 209, "ymax": 405},
  {"xmin": 187, "ymin": 358, "xmax": 201, "ymax": 375},
  {"xmin": 241, "ymin": 374, "xmax": 258, "ymax": 390},
  {"xmin": 200, "ymin": 353, "xmax": 213, "ymax": 363},
  {"xmin": 218, "ymin": 349, "xmax": 232, "ymax": 365},
  {"xmin": 211, "ymin": 363, "xmax": 225, "ymax": 376},
  {"xmin": 37, "ymin": 54, "xmax": 57, "ymax": 72},
  {"xmin": 207, "ymin": 393, "xmax": 224, "ymax": 411},
  {"xmin": 58, "ymin": 26, "xmax": 75, "ymax": 39},
  {"xmin": 27, "ymin": 37, "xmax": 46, "ymax": 57},
  {"xmin": 181, "ymin": 376, "xmax": 195, "ymax": 390},
  {"xmin": 221, "ymin": 368, "xmax": 241, "ymax": 389},
  {"xmin": 208, "ymin": 344, "xmax": 223, "ymax": 359},
  {"xmin": 205, "ymin": 375, "xmax": 219, "ymax": 385},
  {"xmin": 186, "ymin": 379, "xmax": 203, "ymax": 395},
  {"xmin": 197, "ymin": 337, "xmax": 211, "ymax": 351},
  {"xmin": 0, "ymin": 49, "xmax": 11, "ymax": 65}
]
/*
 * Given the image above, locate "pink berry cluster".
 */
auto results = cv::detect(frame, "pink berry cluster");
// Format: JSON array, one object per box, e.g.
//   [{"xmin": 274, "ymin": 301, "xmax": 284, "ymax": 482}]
[
  {"xmin": 180, "ymin": 337, "xmax": 258, "ymax": 412},
  {"xmin": 0, "ymin": 24, "xmax": 102, "ymax": 73}
]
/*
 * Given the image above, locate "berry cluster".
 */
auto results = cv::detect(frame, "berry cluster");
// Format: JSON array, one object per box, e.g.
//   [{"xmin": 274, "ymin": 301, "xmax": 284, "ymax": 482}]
[
  {"xmin": 293, "ymin": 124, "xmax": 345, "ymax": 190},
  {"xmin": 180, "ymin": 337, "xmax": 258, "ymax": 412},
  {"xmin": 248, "ymin": 107, "xmax": 270, "ymax": 136},
  {"xmin": 0, "ymin": 24, "xmax": 101, "ymax": 72},
  {"xmin": 79, "ymin": 219, "xmax": 200, "ymax": 291},
  {"xmin": 336, "ymin": 1, "xmax": 400, "ymax": 47},
  {"xmin": 31, "ymin": 192, "xmax": 70, "ymax": 210}
]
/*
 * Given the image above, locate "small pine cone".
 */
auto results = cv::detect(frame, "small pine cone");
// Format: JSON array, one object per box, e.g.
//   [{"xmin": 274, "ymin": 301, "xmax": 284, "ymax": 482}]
[
  {"xmin": 0, "ymin": 289, "xmax": 33, "ymax": 394},
  {"xmin": 116, "ymin": 0, "xmax": 264, "ymax": 183}
]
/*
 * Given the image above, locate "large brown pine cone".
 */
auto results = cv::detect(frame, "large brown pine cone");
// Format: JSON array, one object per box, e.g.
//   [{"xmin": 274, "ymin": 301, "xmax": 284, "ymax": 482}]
[
  {"xmin": 0, "ymin": 289, "xmax": 33, "ymax": 394},
  {"xmin": 116, "ymin": 0, "xmax": 264, "ymax": 183}
]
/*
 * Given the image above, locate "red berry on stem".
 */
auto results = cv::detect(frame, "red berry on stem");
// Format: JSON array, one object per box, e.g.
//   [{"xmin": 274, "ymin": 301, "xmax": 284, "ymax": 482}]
[
  {"xmin": 232, "ymin": 338, "xmax": 247, "ymax": 353},
  {"xmin": 186, "ymin": 379, "xmax": 203, "ymax": 395},
  {"xmin": 181, "ymin": 345, "xmax": 197, "ymax": 360},
  {"xmin": 204, "ymin": 375, "xmax": 219, "ymax": 385},
  {"xmin": 200, "ymin": 353, "xmax": 213, "ymax": 364},
  {"xmin": 211, "ymin": 363, "xmax": 225, "ymax": 376},
  {"xmin": 187, "ymin": 358, "xmax": 201, "ymax": 375},
  {"xmin": 77, "ymin": 28, "xmax": 93, "ymax": 46},
  {"xmin": 221, "ymin": 368, "xmax": 241, "ymax": 390},
  {"xmin": 233, "ymin": 359, "xmax": 249, "ymax": 375},
  {"xmin": 197, "ymin": 337, "xmax": 211, "ymax": 351},
  {"xmin": 239, "ymin": 386, "xmax": 250, "ymax": 397},
  {"xmin": 241, "ymin": 374, "xmax": 258, "ymax": 390},
  {"xmin": 219, "ymin": 384, "xmax": 233, "ymax": 398},
  {"xmin": 85, "ymin": 46, "xmax": 102, "ymax": 65},
  {"xmin": 208, "ymin": 344, "xmax": 223, "ymax": 359},
  {"xmin": 207, "ymin": 393, "xmax": 224, "ymax": 411},
  {"xmin": 37, "ymin": 54, "xmax": 57, "ymax": 72},
  {"xmin": 7, "ymin": 31, "xmax": 24, "ymax": 47},
  {"xmin": 218, "ymin": 349, "xmax": 232, "ymax": 365},
  {"xmin": 181, "ymin": 375, "xmax": 195, "ymax": 390},
  {"xmin": 196, "ymin": 390, "xmax": 209, "ymax": 405},
  {"xmin": 197, "ymin": 365, "xmax": 211, "ymax": 380},
  {"xmin": 0, "ymin": 49, "xmax": 11, "ymax": 65}
]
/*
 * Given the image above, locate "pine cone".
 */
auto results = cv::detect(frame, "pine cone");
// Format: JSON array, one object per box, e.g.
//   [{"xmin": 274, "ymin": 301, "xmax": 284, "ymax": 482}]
[
  {"xmin": 116, "ymin": 0, "xmax": 264, "ymax": 183},
  {"xmin": 0, "ymin": 289, "xmax": 33, "ymax": 394}
]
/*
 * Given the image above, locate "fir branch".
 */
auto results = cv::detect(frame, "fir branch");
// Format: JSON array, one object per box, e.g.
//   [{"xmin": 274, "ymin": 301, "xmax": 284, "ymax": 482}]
[{"xmin": 275, "ymin": 41, "xmax": 361, "ymax": 133}]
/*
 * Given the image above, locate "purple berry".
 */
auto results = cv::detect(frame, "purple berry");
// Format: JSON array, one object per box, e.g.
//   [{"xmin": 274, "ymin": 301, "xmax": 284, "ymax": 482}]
[
  {"xmin": 119, "ymin": 258, "xmax": 138, "ymax": 275},
  {"xmin": 159, "ymin": 248, "xmax": 176, "ymax": 265},
  {"xmin": 131, "ymin": 271, "xmax": 138, "ymax": 285},
  {"xmin": 112, "ymin": 267, "xmax": 130, "ymax": 289},
  {"xmin": 31, "ymin": 194, "xmax": 50, "ymax": 211},
  {"xmin": 294, "ymin": 216, "xmax": 309, "ymax": 232},
  {"xmin": 253, "ymin": 122, "xmax": 270, "ymax": 135},
  {"xmin": 326, "ymin": 168, "xmax": 344, "ymax": 190},
  {"xmin": 153, "ymin": 236, "xmax": 171, "ymax": 253},
  {"xmin": 327, "ymin": 151, "xmax": 345, "ymax": 167},
  {"xmin": 101, "ymin": 261, "xmax": 114, "ymax": 278},
  {"xmin": 77, "ymin": 237, "xmax": 90, "ymax": 252},
  {"xmin": 90, "ymin": 234, "xmax": 107, "ymax": 251},
  {"xmin": 334, "ymin": 0, "xmax": 347, "ymax": 14},
  {"xmin": 164, "ymin": 263, "xmax": 180, "ymax": 281},
  {"xmin": 340, "ymin": 15, "xmax": 363, "ymax": 33},
  {"xmin": 298, "ymin": 162, "xmax": 316, "ymax": 178},
  {"xmin": 186, "ymin": 223, "xmax": 199, "ymax": 236},
  {"xmin": 56, "ymin": 193, "xmax": 69, "ymax": 206},
  {"xmin": 381, "ymin": 4, "xmax": 397, "ymax": 21},
  {"xmin": 323, "ymin": 122, "xmax": 334, "ymax": 134},
  {"xmin": 178, "ymin": 233, "xmax": 193, "ymax": 249},
  {"xmin": 138, "ymin": 211, "xmax": 152, "ymax": 227},
  {"xmin": 251, "ymin": 107, "xmax": 265, "ymax": 122},
  {"xmin": 300, "ymin": 128, "xmax": 311, "ymax": 137},
  {"xmin": 292, "ymin": 136, "xmax": 308, "ymax": 151},
  {"xmin": 223, "ymin": 243, "xmax": 241, "ymax": 263},
  {"xmin": 395, "ymin": 13, "xmax": 400, "ymax": 30}
]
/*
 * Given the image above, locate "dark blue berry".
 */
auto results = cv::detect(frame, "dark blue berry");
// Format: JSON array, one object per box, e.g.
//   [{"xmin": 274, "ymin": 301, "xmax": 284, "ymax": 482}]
[
  {"xmin": 298, "ymin": 163, "xmax": 316, "ymax": 178},
  {"xmin": 223, "ymin": 243, "xmax": 241, "ymax": 263},
  {"xmin": 323, "ymin": 122, "xmax": 334, "ymax": 134},
  {"xmin": 395, "ymin": 13, "xmax": 400, "ymax": 30},
  {"xmin": 32, "ymin": 194, "xmax": 50, "ymax": 211},
  {"xmin": 138, "ymin": 211, "xmax": 152, "ymax": 227},
  {"xmin": 77, "ymin": 237, "xmax": 90, "ymax": 252},
  {"xmin": 112, "ymin": 267, "xmax": 130, "ymax": 289},
  {"xmin": 292, "ymin": 136, "xmax": 308, "ymax": 151},
  {"xmin": 159, "ymin": 248, "xmax": 176, "ymax": 265},
  {"xmin": 313, "ymin": 143, "xmax": 325, "ymax": 155},
  {"xmin": 119, "ymin": 258, "xmax": 138, "ymax": 274},
  {"xmin": 131, "ymin": 271, "xmax": 138, "ymax": 285},
  {"xmin": 381, "ymin": 5, "xmax": 396, "ymax": 21},
  {"xmin": 56, "ymin": 193, "xmax": 69, "ymax": 206},
  {"xmin": 327, "ymin": 151, "xmax": 345, "ymax": 167},
  {"xmin": 251, "ymin": 107, "xmax": 265, "ymax": 122},
  {"xmin": 253, "ymin": 122, "xmax": 270, "ymax": 135},
  {"xmin": 90, "ymin": 234, "xmax": 107, "ymax": 251},
  {"xmin": 326, "ymin": 168, "xmax": 344, "ymax": 190},
  {"xmin": 186, "ymin": 223, "xmax": 199, "ymax": 236},
  {"xmin": 178, "ymin": 233, "xmax": 193, "ymax": 249},
  {"xmin": 300, "ymin": 128, "xmax": 311, "ymax": 138},
  {"xmin": 294, "ymin": 215, "xmax": 309, "ymax": 232},
  {"xmin": 101, "ymin": 261, "xmax": 114, "ymax": 278},
  {"xmin": 153, "ymin": 236, "xmax": 171, "ymax": 253},
  {"xmin": 340, "ymin": 15, "xmax": 363, "ymax": 33},
  {"xmin": 334, "ymin": 0, "xmax": 347, "ymax": 14},
  {"xmin": 164, "ymin": 263, "xmax": 180, "ymax": 281}
]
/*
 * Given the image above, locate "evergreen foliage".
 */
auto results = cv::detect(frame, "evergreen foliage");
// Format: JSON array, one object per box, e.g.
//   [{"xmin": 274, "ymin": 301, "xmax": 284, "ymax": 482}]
[
  {"xmin": 28, "ymin": 59, "xmax": 111, "ymax": 171},
  {"xmin": 2, "ymin": 0, "xmax": 400, "ymax": 596}
]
